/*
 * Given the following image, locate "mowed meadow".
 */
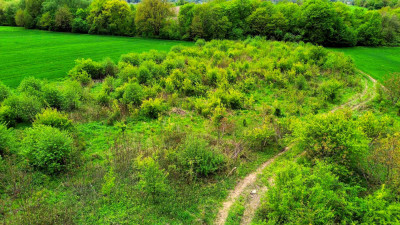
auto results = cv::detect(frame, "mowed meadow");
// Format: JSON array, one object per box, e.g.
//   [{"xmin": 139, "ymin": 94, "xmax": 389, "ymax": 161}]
[
  {"xmin": 330, "ymin": 46, "xmax": 400, "ymax": 82},
  {"xmin": 0, "ymin": 26, "xmax": 193, "ymax": 87}
]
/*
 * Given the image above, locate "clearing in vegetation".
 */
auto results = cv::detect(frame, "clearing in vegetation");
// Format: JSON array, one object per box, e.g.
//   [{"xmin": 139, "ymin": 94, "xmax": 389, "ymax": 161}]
[
  {"xmin": 0, "ymin": 26, "xmax": 192, "ymax": 87},
  {"xmin": 330, "ymin": 46, "xmax": 400, "ymax": 82}
]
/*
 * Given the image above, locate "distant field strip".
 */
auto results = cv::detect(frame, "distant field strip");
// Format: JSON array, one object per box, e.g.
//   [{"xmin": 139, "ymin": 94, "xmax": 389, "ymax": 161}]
[
  {"xmin": 0, "ymin": 26, "xmax": 193, "ymax": 87},
  {"xmin": 330, "ymin": 46, "xmax": 400, "ymax": 82}
]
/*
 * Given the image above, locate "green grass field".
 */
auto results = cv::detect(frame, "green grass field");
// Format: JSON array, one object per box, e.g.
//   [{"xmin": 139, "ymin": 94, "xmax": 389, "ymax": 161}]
[
  {"xmin": 330, "ymin": 46, "xmax": 400, "ymax": 82},
  {"xmin": 0, "ymin": 26, "xmax": 193, "ymax": 87}
]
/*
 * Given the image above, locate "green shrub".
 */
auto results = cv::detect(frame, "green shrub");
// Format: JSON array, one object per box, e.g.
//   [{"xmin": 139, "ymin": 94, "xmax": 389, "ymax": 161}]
[
  {"xmin": 135, "ymin": 156, "xmax": 169, "ymax": 202},
  {"xmin": 22, "ymin": 125, "xmax": 73, "ymax": 174},
  {"xmin": 0, "ymin": 105, "xmax": 16, "ymax": 126},
  {"xmin": 195, "ymin": 39, "xmax": 206, "ymax": 47},
  {"xmin": 69, "ymin": 70, "xmax": 92, "ymax": 86},
  {"xmin": 244, "ymin": 122, "xmax": 278, "ymax": 151},
  {"xmin": 318, "ymin": 79, "xmax": 343, "ymax": 103},
  {"xmin": 120, "ymin": 53, "xmax": 142, "ymax": 66},
  {"xmin": 102, "ymin": 58, "xmax": 117, "ymax": 77},
  {"xmin": 42, "ymin": 84, "xmax": 65, "ymax": 109},
  {"xmin": 2, "ymin": 94, "xmax": 42, "ymax": 123},
  {"xmin": 140, "ymin": 98, "xmax": 166, "ymax": 119},
  {"xmin": 0, "ymin": 123, "xmax": 14, "ymax": 155},
  {"xmin": 177, "ymin": 136, "xmax": 226, "ymax": 178},
  {"xmin": 296, "ymin": 111, "xmax": 369, "ymax": 179},
  {"xmin": 33, "ymin": 108, "xmax": 74, "ymax": 131},
  {"xmin": 122, "ymin": 82, "xmax": 144, "ymax": 106},
  {"xmin": 0, "ymin": 81, "xmax": 11, "ymax": 102},
  {"xmin": 117, "ymin": 64, "xmax": 139, "ymax": 82},
  {"xmin": 138, "ymin": 66, "xmax": 151, "ymax": 84},
  {"xmin": 61, "ymin": 80, "xmax": 83, "ymax": 111},
  {"xmin": 17, "ymin": 77, "xmax": 44, "ymax": 98},
  {"xmin": 256, "ymin": 161, "xmax": 362, "ymax": 224},
  {"xmin": 69, "ymin": 58, "xmax": 104, "ymax": 79}
]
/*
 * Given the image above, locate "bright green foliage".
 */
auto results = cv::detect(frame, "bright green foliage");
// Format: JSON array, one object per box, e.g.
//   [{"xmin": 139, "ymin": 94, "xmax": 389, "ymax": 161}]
[
  {"xmin": 361, "ymin": 185, "xmax": 400, "ymax": 223},
  {"xmin": 1, "ymin": 94, "xmax": 42, "ymax": 123},
  {"xmin": 177, "ymin": 136, "xmax": 226, "ymax": 178},
  {"xmin": 22, "ymin": 125, "xmax": 73, "ymax": 174},
  {"xmin": 244, "ymin": 118, "xmax": 278, "ymax": 151},
  {"xmin": 101, "ymin": 167, "xmax": 116, "ymax": 196},
  {"xmin": 0, "ymin": 123, "xmax": 14, "ymax": 155},
  {"xmin": 18, "ymin": 76, "xmax": 44, "ymax": 98},
  {"xmin": 135, "ymin": 156, "xmax": 169, "ymax": 202},
  {"xmin": 0, "ymin": 81, "xmax": 10, "ymax": 102},
  {"xmin": 60, "ymin": 80, "xmax": 83, "ymax": 111},
  {"xmin": 140, "ymin": 98, "xmax": 165, "ymax": 119},
  {"xmin": 257, "ymin": 162, "xmax": 361, "ymax": 224},
  {"xmin": 296, "ymin": 111, "xmax": 369, "ymax": 178},
  {"xmin": 256, "ymin": 161, "xmax": 400, "ymax": 224},
  {"xmin": 121, "ymin": 82, "xmax": 144, "ymax": 106},
  {"xmin": 87, "ymin": 0, "xmax": 134, "ymax": 35},
  {"xmin": 33, "ymin": 108, "xmax": 74, "ymax": 131}
]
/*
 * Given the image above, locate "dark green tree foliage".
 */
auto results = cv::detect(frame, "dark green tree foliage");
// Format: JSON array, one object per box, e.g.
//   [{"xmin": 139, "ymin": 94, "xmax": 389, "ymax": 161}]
[
  {"xmin": 54, "ymin": 5, "xmax": 73, "ymax": 31},
  {"xmin": 87, "ymin": 0, "xmax": 134, "ymax": 35},
  {"xmin": 2, "ymin": 0, "xmax": 400, "ymax": 46},
  {"xmin": 135, "ymin": 0, "xmax": 172, "ymax": 36}
]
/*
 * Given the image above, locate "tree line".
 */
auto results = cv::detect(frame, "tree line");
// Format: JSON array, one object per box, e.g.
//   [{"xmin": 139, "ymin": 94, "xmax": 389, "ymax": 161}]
[{"xmin": 0, "ymin": 0, "xmax": 400, "ymax": 46}]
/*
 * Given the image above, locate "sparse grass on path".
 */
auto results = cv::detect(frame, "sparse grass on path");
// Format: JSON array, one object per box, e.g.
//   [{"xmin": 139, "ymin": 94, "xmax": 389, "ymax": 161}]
[
  {"xmin": 329, "ymin": 46, "xmax": 400, "ymax": 82},
  {"xmin": 0, "ymin": 26, "xmax": 193, "ymax": 87}
]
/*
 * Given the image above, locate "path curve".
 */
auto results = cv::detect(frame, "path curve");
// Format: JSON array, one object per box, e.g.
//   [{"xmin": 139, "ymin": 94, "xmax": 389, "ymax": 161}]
[{"xmin": 215, "ymin": 71, "xmax": 378, "ymax": 225}]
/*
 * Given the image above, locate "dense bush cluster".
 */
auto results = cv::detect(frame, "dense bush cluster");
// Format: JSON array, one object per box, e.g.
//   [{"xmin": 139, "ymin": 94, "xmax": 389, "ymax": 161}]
[
  {"xmin": 255, "ymin": 110, "xmax": 400, "ymax": 224},
  {"xmin": 2, "ymin": 38, "xmax": 399, "ymax": 223},
  {"xmin": 1, "ymin": 0, "xmax": 400, "ymax": 46}
]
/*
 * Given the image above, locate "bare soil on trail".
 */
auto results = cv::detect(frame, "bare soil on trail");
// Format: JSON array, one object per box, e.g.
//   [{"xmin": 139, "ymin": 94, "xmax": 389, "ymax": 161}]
[
  {"xmin": 214, "ymin": 147, "xmax": 289, "ymax": 225},
  {"xmin": 214, "ymin": 71, "xmax": 378, "ymax": 225}
]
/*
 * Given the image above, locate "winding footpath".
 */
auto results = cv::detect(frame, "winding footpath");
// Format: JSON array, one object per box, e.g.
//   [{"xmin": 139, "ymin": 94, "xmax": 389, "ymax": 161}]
[{"xmin": 214, "ymin": 70, "xmax": 378, "ymax": 225}]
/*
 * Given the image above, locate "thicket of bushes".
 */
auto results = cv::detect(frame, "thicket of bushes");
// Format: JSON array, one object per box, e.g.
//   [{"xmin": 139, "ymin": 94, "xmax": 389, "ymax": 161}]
[
  {"xmin": 255, "ymin": 110, "xmax": 400, "ymax": 224},
  {"xmin": 1, "ymin": 38, "xmax": 399, "ymax": 223},
  {"xmin": 1, "ymin": 0, "xmax": 400, "ymax": 46}
]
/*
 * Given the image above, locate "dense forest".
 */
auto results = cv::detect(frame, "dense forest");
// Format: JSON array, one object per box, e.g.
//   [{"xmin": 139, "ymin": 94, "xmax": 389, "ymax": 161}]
[
  {"xmin": 1, "ymin": 38, "xmax": 400, "ymax": 223},
  {"xmin": 0, "ymin": 0, "xmax": 400, "ymax": 46}
]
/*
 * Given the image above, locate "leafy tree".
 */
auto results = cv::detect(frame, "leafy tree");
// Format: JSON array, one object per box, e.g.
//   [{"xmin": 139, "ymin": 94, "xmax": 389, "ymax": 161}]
[
  {"xmin": 14, "ymin": 9, "xmax": 24, "ymax": 26},
  {"xmin": 178, "ymin": 3, "xmax": 195, "ymax": 39},
  {"xmin": 54, "ymin": 5, "xmax": 72, "ymax": 31},
  {"xmin": 300, "ymin": 0, "xmax": 338, "ymax": 45},
  {"xmin": 38, "ymin": 12, "xmax": 54, "ymax": 30},
  {"xmin": 247, "ymin": 4, "xmax": 287, "ymax": 39},
  {"xmin": 357, "ymin": 11, "xmax": 384, "ymax": 46},
  {"xmin": 135, "ymin": 0, "xmax": 173, "ymax": 36},
  {"xmin": 87, "ymin": 0, "xmax": 134, "ymax": 35},
  {"xmin": 380, "ymin": 10, "xmax": 400, "ymax": 45}
]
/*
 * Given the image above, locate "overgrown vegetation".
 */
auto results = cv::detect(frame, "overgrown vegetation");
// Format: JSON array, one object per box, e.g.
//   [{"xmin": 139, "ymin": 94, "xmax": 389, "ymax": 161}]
[{"xmin": 0, "ymin": 38, "xmax": 376, "ymax": 223}]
